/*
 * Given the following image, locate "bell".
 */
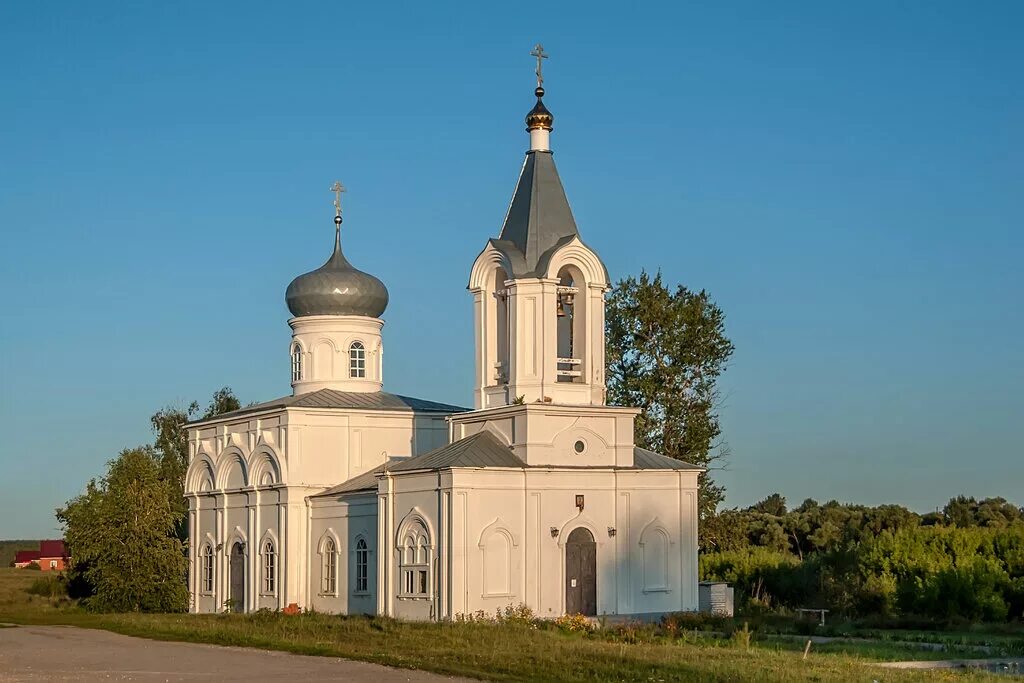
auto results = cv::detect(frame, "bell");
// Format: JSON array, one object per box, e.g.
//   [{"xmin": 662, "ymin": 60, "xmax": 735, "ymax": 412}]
[{"xmin": 556, "ymin": 298, "xmax": 566, "ymax": 317}]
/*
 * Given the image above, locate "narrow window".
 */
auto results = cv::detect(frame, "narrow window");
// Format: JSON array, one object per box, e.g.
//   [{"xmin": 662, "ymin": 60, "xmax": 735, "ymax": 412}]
[
  {"xmin": 201, "ymin": 544, "xmax": 214, "ymax": 593},
  {"xmin": 263, "ymin": 541, "xmax": 276, "ymax": 594},
  {"xmin": 349, "ymin": 341, "xmax": 366, "ymax": 378},
  {"xmin": 399, "ymin": 521, "xmax": 430, "ymax": 597},
  {"xmin": 321, "ymin": 538, "xmax": 337, "ymax": 594},
  {"xmin": 291, "ymin": 344, "xmax": 303, "ymax": 382},
  {"xmin": 355, "ymin": 538, "xmax": 368, "ymax": 593}
]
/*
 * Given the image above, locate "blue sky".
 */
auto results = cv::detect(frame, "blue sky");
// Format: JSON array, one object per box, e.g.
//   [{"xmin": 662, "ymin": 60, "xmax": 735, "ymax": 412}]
[{"xmin": 1, "ymin": 2, "xmax": 1021, "ymax": 537}]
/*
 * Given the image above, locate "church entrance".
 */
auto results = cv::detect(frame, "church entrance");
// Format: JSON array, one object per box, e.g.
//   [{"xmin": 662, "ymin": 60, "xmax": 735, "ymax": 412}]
[
  {"xmin": 229, "ymin": 542, "xmax": 245, "ymax": 613},
  {"xmin": 565, "ymin": 527, "xmax": 596, "ymax": 616}
]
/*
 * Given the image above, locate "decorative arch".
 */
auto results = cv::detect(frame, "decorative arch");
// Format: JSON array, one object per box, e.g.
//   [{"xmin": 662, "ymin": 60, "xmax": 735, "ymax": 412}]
[
  {"xmin": 258, "ymin": 528, "xmax": 279, "ymax": 550},
  {"xmin": 543, "ymin": 237, "xmax": 609, "ymax": 288},
  {"xmin": 468, "ymin": 244, "xmax": 516, "ymax": 291},
  {"xmin": 248, "ymin": 447, "xmax": 281, "ymax": 488},
  {"xmin": 317, "ymin": 528, "xmax": 341, "ymax": 555},
  {"xmin": 477, "ymin": 518, "xmax": 519, "ymax": 598},
  {"xmin": 228, "ymin": 525, "xmax": 248, "ymax": 555},
  {"xmin": 186, "ymin": 453, "xmax": 216, "ymax": 493},
  {"xmin": 476, "ymin": 517, "xmax": 520, "ymax": 549},
  {"xmin": 556, "ymin": 511, "xmax": 605, "ymax": 548},
  {"xmin": 549, "ymin": 419, "xmax": 610, "ymax": 448},
  {"xmin": 639, "ymin": 517, "xmax": 674, "ymax": 593},
  {"xmin": 215, "ymin": 448, "xmax": 248, "ymax": 490},
  {"xmin": 395, "ymin": 507, "xmax": 435, "ymax": 547}
]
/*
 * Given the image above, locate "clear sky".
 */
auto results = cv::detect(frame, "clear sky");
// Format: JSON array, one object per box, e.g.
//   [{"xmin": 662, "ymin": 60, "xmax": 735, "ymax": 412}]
[{"xmin": 1, "ymin": 2, "xmax": 1021, "ymax": 538}]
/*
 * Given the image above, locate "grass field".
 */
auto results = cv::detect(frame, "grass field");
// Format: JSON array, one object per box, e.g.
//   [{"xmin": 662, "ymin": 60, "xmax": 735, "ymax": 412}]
[{"xmin": 0, "ymin": 569, "xmax": 1014, "ymax": 682}]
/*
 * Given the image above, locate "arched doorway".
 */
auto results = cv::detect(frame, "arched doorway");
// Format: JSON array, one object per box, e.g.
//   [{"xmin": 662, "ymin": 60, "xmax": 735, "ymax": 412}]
[
  {"xmin": 565, "ymin": 527, "xmax": 596, "ymax": 616},
  {"xmin": 229, "ymin": 542, "xmax": 245, "ymax": 613}
]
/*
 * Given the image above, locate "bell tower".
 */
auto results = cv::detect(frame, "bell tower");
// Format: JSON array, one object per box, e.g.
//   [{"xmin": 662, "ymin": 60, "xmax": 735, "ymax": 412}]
[{"xmin": 468, "ymin": 45, "xmax": 610, "ymax": 410}]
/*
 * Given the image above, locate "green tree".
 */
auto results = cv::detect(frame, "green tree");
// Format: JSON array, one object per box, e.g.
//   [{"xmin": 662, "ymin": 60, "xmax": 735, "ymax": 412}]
[
  {"xmin": 751, "ymin": 493, "xmax": 788, "ymax": 517},
  {"xmin": 151, "ymin": 387, "xmax": 241, "ymax": 540},
  {"xmin": 57, "ymin": 447, "xmax": 188, "ymax": 612},
  {"xmin": 606, "ymin": 270, "xmax": 735, "ymax": 531}
]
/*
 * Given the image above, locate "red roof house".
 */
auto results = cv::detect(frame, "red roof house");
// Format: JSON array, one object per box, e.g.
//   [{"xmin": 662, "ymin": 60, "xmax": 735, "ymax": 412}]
[{"xmin": 13, "ymin": 540, "xmax": 68, "ymax": 571}]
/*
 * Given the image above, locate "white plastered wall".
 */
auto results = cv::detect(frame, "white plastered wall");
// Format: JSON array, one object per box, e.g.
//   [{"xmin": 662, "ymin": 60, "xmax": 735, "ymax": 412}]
[
  {"xmin": 307, "ymin": 492, "xmax": 379, "ymax": 614},
  {"xmin": 289, "ymin": 315, "xmax": 384, "ymax": 395},
  {"xmin": 443, "ymin": 467, "xmax": 699, "ymax": 620},
  {"xmin": 185, "ymin": 405, "xmax": 449, "ymax": 613}
]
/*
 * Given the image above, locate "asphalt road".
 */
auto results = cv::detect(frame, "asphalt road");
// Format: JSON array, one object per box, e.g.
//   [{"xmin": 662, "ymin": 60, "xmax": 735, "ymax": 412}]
[{"xmin": 0, "ymin": 625, "xmax": 470, "ymax": 682}]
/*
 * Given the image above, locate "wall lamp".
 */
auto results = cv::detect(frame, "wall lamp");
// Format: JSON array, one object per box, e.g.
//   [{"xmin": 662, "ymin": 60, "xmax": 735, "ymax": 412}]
[
  {"xmin": 550, "ymin": 527, "xmax": 559, "ymax": 538},
  {"xmin": 607, "ymin": 527, "xmax": 617, "ymax": 537}
]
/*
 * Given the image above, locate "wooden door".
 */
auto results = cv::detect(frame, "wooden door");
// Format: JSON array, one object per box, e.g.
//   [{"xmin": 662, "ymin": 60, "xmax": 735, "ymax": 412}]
[
  {"xmin": 565, "ymin": 527, "xmax": 596, "ymax": 616},
  {"xmin": 229, "ymin": 542, "xmax": 245, "ymax": 613}
]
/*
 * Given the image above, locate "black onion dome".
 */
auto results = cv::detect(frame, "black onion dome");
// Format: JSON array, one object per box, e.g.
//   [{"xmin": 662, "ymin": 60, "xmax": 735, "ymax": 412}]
[{"xmin": 286, "ymin": 229, "xmax": 389, "ymax": 318}]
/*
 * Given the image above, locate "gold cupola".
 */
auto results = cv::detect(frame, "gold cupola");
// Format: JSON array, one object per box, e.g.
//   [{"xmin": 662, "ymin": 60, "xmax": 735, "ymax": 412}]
[{"xmin": 526, "ymin": 86, "xmax": 554, "ymax": 131}]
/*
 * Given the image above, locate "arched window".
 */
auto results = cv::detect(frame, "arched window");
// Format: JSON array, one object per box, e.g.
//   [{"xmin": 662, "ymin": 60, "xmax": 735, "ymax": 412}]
[
  {"xmin": 200, "ymin": 544, "xmax": 214, "ymax": 593},
  {"xmin": 262, "ymin": 541, "xmax": 276, "ymax": 595},
  {"xmin": 354, "ymin": 538, "xmax": 368, "ymax": 593},
  {"xmin": 349, "ymin": 341, "xmax": 366, "ymax": 378},
  {"xmin": 321, "ymin": 537, "xmax": 337, "ymax": 595},
  {"xmin": 399, "ymin": 521, "xmax": 430, "ymax": 598},
  {"xmin": 290, "ymin": 344, "xmax": 303, "ymax": 383}
]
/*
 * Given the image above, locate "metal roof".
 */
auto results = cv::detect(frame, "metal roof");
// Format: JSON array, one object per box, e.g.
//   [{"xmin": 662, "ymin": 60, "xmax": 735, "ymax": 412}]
[
  {"xmin": 191, "ymin": 388, "xmax": 466, "ymax": 424},
  {"xmin": 312, "ymin": 463, "xmax": 387, "ymax": 497},
  {"xmin": 489, "ymin": 151, "xmax": 610, "ymax": 282},
  {"xmin": 285, "ymin": 229, "xmax": 389, "ymax": 318},
  {"xmin": 633, "ymin": 447, "xmax": 703, "ymax": 471},
  {"xmin": 310, "ymin": 439, "xmax": 703, "ymax": 500},
  {"xmin": 497, "ymin": 150, "xmax": 578, "ymax": 275},
  {"xmin": 388, "ymin": 430, "xmax": 525, "ymax": 472}
]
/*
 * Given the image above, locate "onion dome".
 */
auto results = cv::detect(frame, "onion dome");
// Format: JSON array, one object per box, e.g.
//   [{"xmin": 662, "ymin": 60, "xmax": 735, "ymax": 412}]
[
  {"xmin": 285, "ymin": 214, "xmax": 389, "ymax": 318},
  {"xmin": 526, "ymin": 86, "xmax": 554, "ymax": 131}
]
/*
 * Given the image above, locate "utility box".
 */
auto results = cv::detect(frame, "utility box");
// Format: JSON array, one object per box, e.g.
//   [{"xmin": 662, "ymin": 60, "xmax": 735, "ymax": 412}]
[{"xmin": 698, "ymin": 581, "xmax": 734, "ymax": 616}]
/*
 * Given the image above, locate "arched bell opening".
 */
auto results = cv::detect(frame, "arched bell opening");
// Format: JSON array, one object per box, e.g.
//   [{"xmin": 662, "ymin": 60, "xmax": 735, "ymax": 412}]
[
  {"xmin": 492, "ymin": 267, "xmax": 510, "ymax": 385},
  {"xmin": 556, "ymin": 265, "xmax": 586, "ymax": 383}
]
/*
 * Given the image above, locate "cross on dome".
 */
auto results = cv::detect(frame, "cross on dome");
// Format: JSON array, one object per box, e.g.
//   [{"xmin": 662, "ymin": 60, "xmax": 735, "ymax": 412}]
[
  {"xmin": 530, "ymin": 43, "xmax": 548, "ymax": 88},
  {"xmin": 330, "ymin": 180, "xmax": 346, "ymax": 225}
]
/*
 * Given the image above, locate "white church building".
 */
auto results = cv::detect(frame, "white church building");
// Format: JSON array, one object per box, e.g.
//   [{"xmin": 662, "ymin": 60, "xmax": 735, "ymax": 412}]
[{"xmin": 185, "ymin": 54, "xmax": 702, "ymax": 620}]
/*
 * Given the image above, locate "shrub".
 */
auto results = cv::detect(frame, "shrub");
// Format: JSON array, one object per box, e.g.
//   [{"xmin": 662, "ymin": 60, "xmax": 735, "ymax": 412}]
[
  {"xmin": 731, "ymin": 622, "xmax": 753, "ymax": 650},
  {"xmin": 25, "ymin": 561, "xmax": 41, "ymax": 571},
  {"xmin": 496, "ymin": 603, "xmax": 536, "ymax": 626},
  {"xmin": 26, "ymin": 574, "xmax": 65, "ymax": 599},
  {"xmin": 554, "ymin": 613, "xmax": 595, "ymax": 633}
]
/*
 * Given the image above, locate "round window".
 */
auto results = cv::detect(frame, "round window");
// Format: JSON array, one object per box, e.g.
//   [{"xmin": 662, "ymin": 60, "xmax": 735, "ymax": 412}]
[{"xmin": 573, "ymin": 439, "xmax": 586, "ymax": 454}]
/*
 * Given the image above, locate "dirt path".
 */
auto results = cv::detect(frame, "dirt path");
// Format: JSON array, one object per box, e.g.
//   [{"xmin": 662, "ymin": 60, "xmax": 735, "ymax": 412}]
[{"xmin": 0, "ymin": 624, "xmax": 471, "ymax": 682}]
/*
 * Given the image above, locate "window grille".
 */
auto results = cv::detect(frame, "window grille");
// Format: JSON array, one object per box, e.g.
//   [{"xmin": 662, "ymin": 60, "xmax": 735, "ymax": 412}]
[
  {"xmin": 355, "ymin": 538, "xmax": 368, "ymax": 593},
  {"xmin": 263, "ymin": 541, "xmax": 276, "ymax": 594},
  {"xmin": 349, "ymin": 342, "xmax": 366, "ymax": 378}
]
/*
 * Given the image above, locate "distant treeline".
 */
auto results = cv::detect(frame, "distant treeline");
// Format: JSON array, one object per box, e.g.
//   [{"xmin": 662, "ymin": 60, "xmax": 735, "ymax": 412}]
[
  {"xmin": 701, "ymin": 495, "xmax": 1024, "ymax": 622},
  {"xmin": 1, "ymin": 540, "xmax": 40, "ymax": 568}
]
